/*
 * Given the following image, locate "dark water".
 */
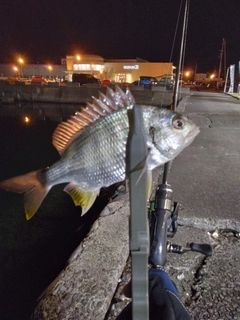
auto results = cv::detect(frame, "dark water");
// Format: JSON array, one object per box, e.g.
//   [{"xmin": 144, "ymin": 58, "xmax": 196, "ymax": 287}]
[{"xmin": 0, "ymin": 103, "xmax": 118, "ymax": 320}]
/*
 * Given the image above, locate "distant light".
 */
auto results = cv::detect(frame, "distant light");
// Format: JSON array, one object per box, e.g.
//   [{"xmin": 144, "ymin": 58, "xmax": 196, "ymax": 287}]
[
  {"xmin": 210, "ymin": 74, "xmax": 215, "ymax": 79},
  {"xmin": 76, "ymin": 55, "xmax": 81, "ymax": 61},
  {"xmin": 23, "ymin": 116, "xmax": 31, "ymax": 125}
]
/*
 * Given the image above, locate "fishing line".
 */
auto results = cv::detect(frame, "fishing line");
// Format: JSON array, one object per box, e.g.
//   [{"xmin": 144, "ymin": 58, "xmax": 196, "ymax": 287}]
[{"xmin": 169, "ymin": 0, "xmax": 183, "ymax": 63}]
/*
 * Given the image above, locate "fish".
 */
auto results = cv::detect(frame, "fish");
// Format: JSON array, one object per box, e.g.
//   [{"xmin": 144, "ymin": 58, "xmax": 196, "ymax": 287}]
[{"xmin": 0, "ymin": 86, "xmax": 200, "ymax": 220}]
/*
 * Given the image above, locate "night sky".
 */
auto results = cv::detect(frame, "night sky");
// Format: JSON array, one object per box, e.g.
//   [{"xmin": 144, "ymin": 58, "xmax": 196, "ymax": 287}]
[{"xmin": 1, "ymin": 0, "xmax": 240, "ymax": 73}]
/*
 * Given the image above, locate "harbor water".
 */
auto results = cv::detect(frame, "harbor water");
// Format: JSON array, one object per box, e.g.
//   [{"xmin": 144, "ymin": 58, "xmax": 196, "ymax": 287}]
[{"xmin": 0, "ymin": 101, "xmax": 106, "ymax": 320}]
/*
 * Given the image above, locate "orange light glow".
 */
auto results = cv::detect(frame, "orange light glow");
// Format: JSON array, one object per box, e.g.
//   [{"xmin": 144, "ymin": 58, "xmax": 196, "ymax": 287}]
[{"xmin": 23, "ymin": 116, "xmax": 31, "ymax": 125}]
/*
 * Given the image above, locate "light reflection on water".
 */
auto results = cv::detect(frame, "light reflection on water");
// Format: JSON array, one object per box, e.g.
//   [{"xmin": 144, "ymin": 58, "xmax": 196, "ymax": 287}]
[
  {"xmin": 0, "ymin": 101, "xmax": 86, "ymax": 123},
  {"xmin": 0, "ymin": 109, "xmax": 58, "ymax": 180}
]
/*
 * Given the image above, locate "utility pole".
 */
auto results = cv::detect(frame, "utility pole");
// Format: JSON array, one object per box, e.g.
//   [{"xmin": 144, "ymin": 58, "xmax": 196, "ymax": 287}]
[
  {"xmin": 194, "ymin": 62, "xmax": 197, "ymax": 84},
  {"xmin": 223, "ymin": 39, "xmax": 227, "ymax": 80},
  {"xmin": 217, "ymin": 38, "xmax": 226, "ymax": 90}
]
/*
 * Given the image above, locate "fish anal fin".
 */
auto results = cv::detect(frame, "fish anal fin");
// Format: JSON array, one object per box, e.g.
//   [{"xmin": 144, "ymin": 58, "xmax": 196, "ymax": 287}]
[{"xmin": 64, "ymin": 183, "xmax": 100, "ymax": 215}]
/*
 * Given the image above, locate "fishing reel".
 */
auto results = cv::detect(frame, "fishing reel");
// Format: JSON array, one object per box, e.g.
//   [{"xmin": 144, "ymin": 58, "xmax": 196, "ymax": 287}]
[{"xmin": 148, "ymin": 181, "xmax": 212, "ymax": 268}]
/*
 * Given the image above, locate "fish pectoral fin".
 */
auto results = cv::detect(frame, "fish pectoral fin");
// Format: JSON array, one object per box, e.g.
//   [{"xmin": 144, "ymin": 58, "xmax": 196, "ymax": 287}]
[
  {"xmin": 64, "ymin": 183, "xmax": 100, "ymax": 215},
  {"xmin": 136, "ymin": 170, "xmax": 152, "ymax": 200},
  {"xmin": 147, "ymin": 170, "xmax": 152, "ymax": 200},
  {"xmin": 126, "ymin": 171, "xmax": 152, "ymax": 200},
  {"xmin": 128, "ymin": 152, "xmax": 150, "ymax": 187}
]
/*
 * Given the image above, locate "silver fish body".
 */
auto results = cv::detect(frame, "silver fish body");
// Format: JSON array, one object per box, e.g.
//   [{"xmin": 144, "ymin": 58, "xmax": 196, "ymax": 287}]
[
  {"xmin": 0, "ymin": 86, "xmax": 199, "ymax": 219},
  {"xmin": 46, "ymin": 106, "xmax": 197, "ymax": 189}
]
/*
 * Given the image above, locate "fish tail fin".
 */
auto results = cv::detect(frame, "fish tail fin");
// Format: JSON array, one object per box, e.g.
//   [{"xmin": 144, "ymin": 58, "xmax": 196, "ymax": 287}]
[
  {"xmin": 0, "ymin": 169, "xmax": 50, "ymax": 220},
  {"xmin": 64, "ymin": 183, "xmax": 100, "ymax": 215}
]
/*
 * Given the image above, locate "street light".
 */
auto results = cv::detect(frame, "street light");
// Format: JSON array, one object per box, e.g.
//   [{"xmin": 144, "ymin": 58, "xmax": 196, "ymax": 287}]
[
  {"xmin": 19, "ymin": 58, "xmax": 24, "ymax": 78},
  {"xmin": 48, "ymin": 65, "xmax": 52, "ymax": 78},
  {"xmin": 76, "ymin": 55, "xmax": 81, "ymax": 61},
  {"xmin": 185, "ymin": 71, "xmax": 190, "ymax": 83},
  {"xmin": 13, "ymin": 66, "xmax": 18, "ymax": 77}
]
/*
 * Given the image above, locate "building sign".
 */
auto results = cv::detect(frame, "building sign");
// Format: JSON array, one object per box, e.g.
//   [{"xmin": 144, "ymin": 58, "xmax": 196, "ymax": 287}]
[
  {"xmin": 123, "ymin": 65, "xmax": 139, "ymax": 70},
  {"xmin": 73, "ymin": 64, "xmax": 104, "ymax": 71}
]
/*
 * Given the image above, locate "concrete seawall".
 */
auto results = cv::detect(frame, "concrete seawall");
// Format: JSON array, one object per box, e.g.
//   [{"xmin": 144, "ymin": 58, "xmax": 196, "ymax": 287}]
[{"xmin": 0, "ymin": 81, "xmax": 190, "ymax": 106}]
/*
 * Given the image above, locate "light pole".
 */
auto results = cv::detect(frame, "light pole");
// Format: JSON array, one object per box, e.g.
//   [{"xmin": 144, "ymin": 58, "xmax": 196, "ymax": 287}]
[{"xmin": 19, "ymin": 58, "xmax": 24, "ymax": 78}]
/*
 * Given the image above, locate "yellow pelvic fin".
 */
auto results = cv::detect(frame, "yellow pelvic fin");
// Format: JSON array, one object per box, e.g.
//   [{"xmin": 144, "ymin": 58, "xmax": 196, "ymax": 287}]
[{"xmin": 64, "ymin": 183, "xmax": 100, "ymax": 215}]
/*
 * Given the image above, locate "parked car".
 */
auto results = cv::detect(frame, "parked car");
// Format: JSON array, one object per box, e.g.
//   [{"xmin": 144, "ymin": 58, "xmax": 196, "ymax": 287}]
[
  {"xmin": 60, "ymin": 79, "xmax": 68, "ymax": 86},
  {"xmin": 131, "ymin": 80, "xmax": 139, "ymax": 86},
  {"xmin": 7, "ymin": 77, "xmax": 17, "ymax": 84},
  {"xmin": 158, "ymin": 74, "xmax": 175, "ymax": 90},
  {"xmin": 139, "ymin": 76, "xmax": 158, "ymax": 88},
  {"xmin": 31, "ymin": 76, "xmax": 47, "ymax": 85},
  {"xmin": 101, "ymin": 79, "xmax": 111, "ymax": 86},
  {"xmin": 72, "ymin": 73, "xmax": 101, "ymax": 85}
]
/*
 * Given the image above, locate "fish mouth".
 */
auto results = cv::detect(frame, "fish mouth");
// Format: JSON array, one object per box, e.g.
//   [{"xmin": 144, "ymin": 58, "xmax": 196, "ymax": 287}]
[{"xmin": 185, "ymin": 126, "xmax": 200, "ymax": 146}]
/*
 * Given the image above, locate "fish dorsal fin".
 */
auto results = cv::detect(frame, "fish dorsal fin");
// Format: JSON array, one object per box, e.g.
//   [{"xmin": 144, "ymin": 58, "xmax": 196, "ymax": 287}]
[{"xmin": 52, "ymin": 85, "xmax": 135, "ymax": 155}]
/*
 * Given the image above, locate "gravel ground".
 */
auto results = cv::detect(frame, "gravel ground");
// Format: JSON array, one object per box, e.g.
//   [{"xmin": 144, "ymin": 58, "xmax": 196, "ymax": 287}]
[
  {"xmin": 105, "ymin": 159, "xmax": 240, "ymax": 320},
  {"xmin": 188, "ymin": 231, "xmax": 240, "ymax": 320},
  {"xmin": 105, "ymin": 229, "xmax": 240, "ymax": 320}
]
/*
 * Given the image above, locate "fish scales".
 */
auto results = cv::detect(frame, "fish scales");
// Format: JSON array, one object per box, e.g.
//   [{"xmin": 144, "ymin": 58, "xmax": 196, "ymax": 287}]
[{"xmin": 47, "ymin": 108, "xmax": 130, "ymax": 190}]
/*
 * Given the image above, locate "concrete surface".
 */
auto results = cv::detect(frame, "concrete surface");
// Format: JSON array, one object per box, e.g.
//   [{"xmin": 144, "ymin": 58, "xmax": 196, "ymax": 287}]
[
  {"xmin": 33, "ymin": 91, "xmax": 240, "ymax": 319},
  {"xmin": 171, "ymin": 92, "xmax": 240, "ymax": 232},
  {"xmin": 33, "ymin": 199, "xmax": 130, "ymax": 320}
]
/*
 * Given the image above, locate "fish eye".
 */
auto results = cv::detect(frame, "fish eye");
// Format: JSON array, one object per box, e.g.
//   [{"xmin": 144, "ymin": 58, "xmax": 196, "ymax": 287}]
[{"xmin": 172, "ymin": 117, "xmax": 185, "ymax": 129}]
